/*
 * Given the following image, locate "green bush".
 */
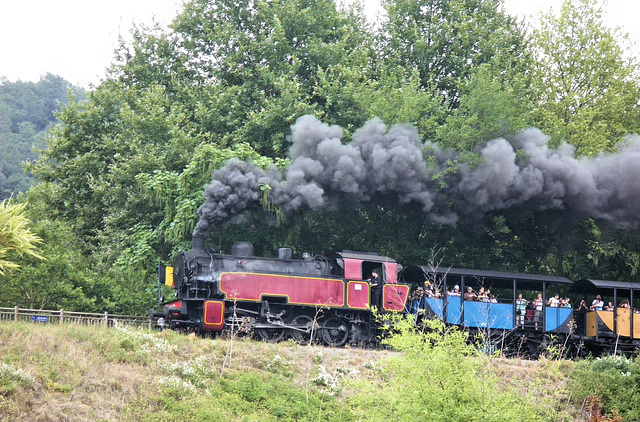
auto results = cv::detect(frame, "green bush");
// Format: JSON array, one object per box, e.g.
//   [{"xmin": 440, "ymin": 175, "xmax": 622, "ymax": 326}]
[
  {"xmin": 347, "ymin": 316, "xmax": 572, "ymax": 421},
  {"xmin": 567, "ymin": 355, "xmax": 640, "ymax": 421},
  {"xmin": 135, "ymin": 371, "xmax": 354, "ymax": 422}
]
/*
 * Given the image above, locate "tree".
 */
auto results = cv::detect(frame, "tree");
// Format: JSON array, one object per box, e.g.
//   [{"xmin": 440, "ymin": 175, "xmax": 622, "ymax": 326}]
[
  {"xmin": 0, "ymin": 75, "xmax": 85, "ymax": 199},
  {"xmin": 29, "ymin": 1, "xmax": 413, "ymax": 290},
  {"xmin": 378, "ymin": 0, "xmax": 530, "ymax": 109},
  {"xmin": 436, "ymin": 64, "xmax": 532, "ymax": 150},
  {"xmin": 110, "ymin": 0, "xmax": 375, "ymax": 156},
  {"xmin": 0, "ymin": 199, "xmax": 44, "ymax": 275},
  {"xmin": 530, "ymin": 0, "xmax": 640, "ymax": 156},
  {"xmin": 0, "ymin": 216, "xmax": 98, "ymax": 310}
]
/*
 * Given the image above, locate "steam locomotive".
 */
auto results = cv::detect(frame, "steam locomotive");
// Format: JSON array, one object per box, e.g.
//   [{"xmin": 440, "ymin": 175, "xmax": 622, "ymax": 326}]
[
  {"xmin": 157, "ymin": 236, "xmax": 640, "ymax": 355},
  {"xmin": 157, "ymin": 235, "xmax": 409, "ymax": 346}
]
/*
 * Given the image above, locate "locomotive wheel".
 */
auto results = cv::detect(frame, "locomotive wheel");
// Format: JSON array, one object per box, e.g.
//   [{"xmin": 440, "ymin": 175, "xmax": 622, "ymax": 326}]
[
  {"xmin": 321, "ymin": 317, "xmax": 349, "ymax": 347},
  {"xmin": 289, "ymin": 314, "xmax": 315, "ymax": 345},
  {"xmin": 256, "ymin": 317, "xmax": 286, "ymax": 343}
]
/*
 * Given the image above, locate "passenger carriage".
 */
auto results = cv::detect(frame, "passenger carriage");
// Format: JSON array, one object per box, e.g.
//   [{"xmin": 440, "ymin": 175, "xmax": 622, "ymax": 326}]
[
  {"xmin": 400, "ymin": 266, "xmax": 574, "ymax": 355},
  {"xmin": 567, "ymin": 279, "xmax": 640, "ymax": 355}
]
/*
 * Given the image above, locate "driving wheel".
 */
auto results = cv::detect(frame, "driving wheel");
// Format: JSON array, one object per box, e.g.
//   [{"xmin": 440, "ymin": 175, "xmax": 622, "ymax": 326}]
[
  {"xmin": 321, "ymin": 316, "xmax": 349, "ymax": 347},
  {"xmin": 256, "ymin": 317, "xmax": 285, "ymax": 343},
  {"xmin": 289, "ymin": 314, "xmax": 315, "ymax": 345}
]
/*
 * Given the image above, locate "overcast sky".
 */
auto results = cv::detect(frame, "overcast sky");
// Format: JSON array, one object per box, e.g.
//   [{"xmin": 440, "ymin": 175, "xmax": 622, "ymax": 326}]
[{"xmin": 2, "ymin": 0, "xmax": 639, "ymax": 88}]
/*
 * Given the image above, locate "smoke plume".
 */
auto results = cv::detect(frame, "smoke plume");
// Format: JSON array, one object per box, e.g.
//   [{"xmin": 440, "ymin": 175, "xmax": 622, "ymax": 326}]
[{"xmin": 194, "ymin": 116, "xmax": 640, "ymax": 236}]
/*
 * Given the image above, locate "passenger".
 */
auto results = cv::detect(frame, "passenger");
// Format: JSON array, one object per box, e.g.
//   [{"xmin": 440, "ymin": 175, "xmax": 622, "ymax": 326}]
[
  {"xmin": 449, "ymin": 285, "xmax": 461, "ymax": 296},
  {"xmin": 426, "ymin": 281, "xmax": 442, "ymax": 299},
  {"xmin": 562, "ymin": 297, "xmax": 571, "ymax": 308},
  {"xmin": 424, "ymin": 281, "xmax": 435, "ymax": 298},
  {"xmin": 604, "ymin": 301, "xmax": 614, "ymax": 311},
  {"xmin": 516, "ymin": 294, "xmax": 528, "ymax": 328},
  {"xmin": 477, "ymin": 287, "xmax": 488, "ymax": 302},
  {"xmin": 464, "ymin": 286, "xmax": 477, "ymax": 301},
  {"xmin": 576, "ymin": 300, "xmax": 589, "ymax": 333},
  {"xmin": 409, "ymin": 287, "xmax": 424, "ymax": 314},
  {"xmin": 547, "ymin": 293, "xmax": 560, "ymax": 308},
  {"xmin": 590, "ymin": 295, "xmax": 604, "ymax": 311},
  {"xmin": 619, "ymin": 301, "xmax": 630, "ymax": 309},
  {"xmin": 526, "ymin": 300, "xmax": 535, "ymax": 322},
  {"xmin": 490, "ymin": 295, "xmax": 497, "ymax": 304},
  {"xmin": 533, "ymin": 293, "xmax": 544, "ymax": 330}
]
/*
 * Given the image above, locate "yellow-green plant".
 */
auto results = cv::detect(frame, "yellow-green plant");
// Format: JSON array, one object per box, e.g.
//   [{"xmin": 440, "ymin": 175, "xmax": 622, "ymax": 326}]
[{"xmin": 0, "ymin": 199, "xmax": 44, "ymax": 275}]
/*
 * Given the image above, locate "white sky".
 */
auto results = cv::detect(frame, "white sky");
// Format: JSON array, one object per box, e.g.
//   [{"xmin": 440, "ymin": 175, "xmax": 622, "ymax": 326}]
[{"xmin": 2, "ymin": 0, "xmax": 639, "ymax": 89}]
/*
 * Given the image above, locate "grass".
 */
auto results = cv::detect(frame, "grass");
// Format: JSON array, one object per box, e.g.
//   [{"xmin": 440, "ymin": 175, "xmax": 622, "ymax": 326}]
[
  {"xmin": 0, "ymin": 322, "xmax": 385, "ymax": 421},
  {"xmin": 0, "ymin": 321, "xmax": 618, "ymax": 421}
]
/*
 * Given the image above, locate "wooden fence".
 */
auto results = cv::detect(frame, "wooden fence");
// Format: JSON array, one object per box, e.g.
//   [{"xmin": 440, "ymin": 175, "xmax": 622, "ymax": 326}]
[{"xmin": 0, "ymin": 306, "xmax": 153, "ymax": 330}]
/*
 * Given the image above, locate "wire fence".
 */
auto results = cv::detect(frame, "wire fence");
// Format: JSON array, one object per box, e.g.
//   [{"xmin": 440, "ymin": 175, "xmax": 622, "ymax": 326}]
[{"xmin": 0, "ymin": 306, "xmax": 153, "ymax": 330}]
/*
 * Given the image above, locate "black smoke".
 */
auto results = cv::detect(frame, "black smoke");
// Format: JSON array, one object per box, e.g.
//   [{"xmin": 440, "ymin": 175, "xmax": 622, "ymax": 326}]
[{"xmin": 194, "ymin": 115, "xmax": 640, "ymax": 237}]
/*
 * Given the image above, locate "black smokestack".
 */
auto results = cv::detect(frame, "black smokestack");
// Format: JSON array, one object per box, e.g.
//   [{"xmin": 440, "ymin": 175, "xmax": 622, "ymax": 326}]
[
  {"xmin": 193, "ymin": 116, "xmax": 640, "ymax": 238},
  {"xmin": 192, "ymin": 234, "xmax": 205, "ymax": 251}
]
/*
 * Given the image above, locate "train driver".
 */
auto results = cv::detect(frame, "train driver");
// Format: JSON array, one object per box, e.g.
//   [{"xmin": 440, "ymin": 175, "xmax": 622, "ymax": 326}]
[{"xmin": 369, "ymin": 271, "xmax": 383, "ymax": 309}]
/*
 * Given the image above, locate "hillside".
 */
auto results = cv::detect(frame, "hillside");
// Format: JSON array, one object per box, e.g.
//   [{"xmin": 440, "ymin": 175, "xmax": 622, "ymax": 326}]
[
  {"xmin": 3, "ymin": 321, "xmax": 622, "ymax": 422},
  {"xmin": 0, "ymin": 75, "xmax": 86, "ymax": 200}
]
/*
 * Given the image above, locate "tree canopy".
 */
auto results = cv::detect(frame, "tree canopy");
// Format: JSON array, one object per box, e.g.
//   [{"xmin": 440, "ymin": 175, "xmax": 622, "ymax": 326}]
[
  {"xmin": 530, "ymin": 0, "xmax": 640, "ymax": 155},
  {"xmin": 0, "ymin": 74, "xmax": 86, "ymax": 199},
  {"xmin": 379, "ymin": 0, "xmax": 530, "ymax": 109},
  {"xmin": 2, "ymin": 0, "xmax": 639, "ymax": 314}
]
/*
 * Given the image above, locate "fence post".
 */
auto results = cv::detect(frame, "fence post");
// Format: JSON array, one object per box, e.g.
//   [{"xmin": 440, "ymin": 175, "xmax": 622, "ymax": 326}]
[
  {"xmin": 60, "ymin": 309, "xmax": 64, "ymax": 324},
  {"xmin": 104, "ymin": 312, "xmax": 109, "ymax": 327},
  {"xmin": 14, "ymin": 306, "xmax": 18, "ymax": 322}
]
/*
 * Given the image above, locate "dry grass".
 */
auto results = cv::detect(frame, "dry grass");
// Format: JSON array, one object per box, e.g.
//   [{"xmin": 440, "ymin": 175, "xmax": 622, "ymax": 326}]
[
  {"xmin": 1, "ymin": 323, "xmax": 155, "ymax": 421},
  {"xmin": 1, "ymin": 322, "xmax": 585, "ymax": 421},
  {"xmin": 0, "ymin": 322, "xmax": 391, "ymax": 421}
]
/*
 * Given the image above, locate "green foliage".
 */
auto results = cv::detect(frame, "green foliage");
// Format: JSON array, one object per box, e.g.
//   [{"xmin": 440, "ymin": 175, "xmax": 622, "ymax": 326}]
[
  {"xmin": 0, "ymin": 187, "xmax": 155, "ymax": 314},
  {"xmin": 437, "ymin": 64, "xmax": 533, "ymax": 150},
  {"xmin": 566, "ymin": 355, "xmax": 640, "ymax": 421},
  {"xmin": 0, "ymin": 321, "xmax": 597, "ymax": 422},
  {"xmin": 558, "ymin": 219, "xmax": 640, "ymax": 282},
  {"xmin": 362, "ymin": 67, "xmax": 445, "ymax": 139},
  {"xmin": 0, "ymin": 198, "xmax": 44, "ymax": 275},
  {"xmin": 530, "ymin": 0, "xmax": 640, "ymax": 155},
  {"xmin": 90, "ymin": 325, "xmax": 177, "ymax": 364},
  {"xmin": 379, "ymin": 0, "xmax": 530, "ymax": 108},
  {"xmin": 121, "ymin": 0, "xmax": 376, "ymax": 156},
  {"xmin": 0, "ymin": 75, "xmax": 86, "ymax": 199},
  {"xmin": 145, "ymin": 364, "xmax": 354, "ymax": 421},
  {"xmin": 348, "ymin": 316, "xmax": 571, "ymax": 421},
  {"xmin": 0, "ymin": 363, "xmax": 36, "ymax": 396}
]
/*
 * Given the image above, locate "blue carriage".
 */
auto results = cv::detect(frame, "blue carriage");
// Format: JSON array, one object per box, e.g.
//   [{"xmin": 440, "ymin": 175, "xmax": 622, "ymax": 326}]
[{"xmin": 400, "ymin": 266, "xmax": 574, "ymax": 354}]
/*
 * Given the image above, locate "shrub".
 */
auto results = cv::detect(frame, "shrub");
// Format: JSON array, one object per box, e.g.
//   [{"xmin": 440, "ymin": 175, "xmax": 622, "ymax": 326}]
[
  {"xmin": 347, "ymin": 316, "xmax": 572, "ymax": 421},
  {"xmin": 567, "ymin": 355, "xmax": 640, "ymax": 421}
]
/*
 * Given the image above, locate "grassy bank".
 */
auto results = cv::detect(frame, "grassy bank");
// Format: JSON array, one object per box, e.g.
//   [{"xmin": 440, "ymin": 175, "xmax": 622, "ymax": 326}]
[{"xmin": 1, "ymin": 321, "xmax": 635, "ymax": 421}]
